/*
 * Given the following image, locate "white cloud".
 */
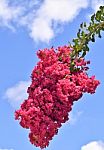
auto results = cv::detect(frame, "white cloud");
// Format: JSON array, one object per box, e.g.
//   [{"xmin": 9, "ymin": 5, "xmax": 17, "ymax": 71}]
[
  {"xmin": 87, "ymin": 0, "xmax": 104, "ymax": 23},
  {"xmin": 3, "ymin": 0, "xmax": 104, "ymax": 43},
  {"xmin": 81, "ymin": 141, "xmax": 104, "ymax": 150},
  {"xmin": 29, "ymin": 17, "xmax": 54, "ymax": 43},
  {"xmin": 0, "ymin": 149, "xmax": 13, "ymax": 150},
  {"xmin": 0, "ymin": 148, "xmax": 14, "ymax": 150},
  {"xmin": 0, "ymin": 0, "xmax": 89, "ymax": 43},
  {"xmin": 4, "ymin": 80, "xmax": 30, "ymax": 108},
  {"xmin": 69, "ymin": 111, "xmax": 83, "ymax": 125},
  {"xmin": 91, "ymin": 0, "xmax": 104, "ymax": 12},
  {"xmin": 38, "ymin": 0, "xmax": 88, "ymax": 22},
  {"xmin": 28, "ymin": 0, "xmax": 89, "ymax": 43},
  {"xmin": 0, "ymin": 0, "xmax": 24, "ymax": 30}
]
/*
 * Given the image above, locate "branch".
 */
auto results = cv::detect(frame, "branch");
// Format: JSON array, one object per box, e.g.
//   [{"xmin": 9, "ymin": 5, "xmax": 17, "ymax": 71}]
[{"xmin": 70, "ymin": 6, "xmax": 104, "ymax": 71}]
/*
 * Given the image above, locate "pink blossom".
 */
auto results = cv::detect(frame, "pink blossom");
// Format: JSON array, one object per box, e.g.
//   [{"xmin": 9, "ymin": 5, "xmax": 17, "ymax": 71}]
[{"xmin": 15, "ymin": 46, "xmax": 100, "ymax": 149}]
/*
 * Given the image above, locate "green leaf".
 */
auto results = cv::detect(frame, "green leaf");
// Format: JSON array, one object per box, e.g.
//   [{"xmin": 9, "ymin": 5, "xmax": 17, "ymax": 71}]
[
  {"xmin": 84, "ymin": 22, "xmax": 87, "ymax": 27},
  {"xmin": 98, "ymin": 31, "xmax": 102, "ymax": 38},
  {"xmin": 91, "ymin": 34, "xmax": 95, "ymax": 42},
  {"xmin": 70, "ymin": 5, "xmax": 104, "ymax": 71},
  {"xmin": 91, "ymin": 14, "xmax": 95, "ymax": 23},
  {"xmin": 80, "ymin": 23, "xmax": 83, "ymax": 28},
  {"xmin": 95, "ymin": 11, "xmax": 101, "ymax": 22}
]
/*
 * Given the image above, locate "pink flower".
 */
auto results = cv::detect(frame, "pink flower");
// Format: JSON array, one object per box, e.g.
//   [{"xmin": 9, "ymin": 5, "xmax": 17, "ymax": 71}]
[{"xmin": 15, "ymin": 45, "xmax": 100, "ymax": 149}]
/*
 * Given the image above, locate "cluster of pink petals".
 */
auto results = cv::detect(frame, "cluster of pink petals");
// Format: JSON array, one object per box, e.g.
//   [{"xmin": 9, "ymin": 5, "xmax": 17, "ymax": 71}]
[{"xmin": 15, "ymin": 46, "xmax": 100, "ymax": 149}]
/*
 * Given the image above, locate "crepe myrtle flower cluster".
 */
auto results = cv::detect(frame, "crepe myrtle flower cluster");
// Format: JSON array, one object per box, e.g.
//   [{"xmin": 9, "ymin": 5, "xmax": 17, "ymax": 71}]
[{"xmin": 15, "ymin": 46, "xmax": 100, "ymax": 149}]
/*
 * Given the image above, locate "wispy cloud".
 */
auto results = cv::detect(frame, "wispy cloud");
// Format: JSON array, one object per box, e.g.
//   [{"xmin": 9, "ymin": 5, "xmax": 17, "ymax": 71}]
[
  {"xmin": 69, "ymin": 111, "xmax": 83, "ymax": 125},
  {"xmin": 91, "ymin": 0, "xmax": 104, "ymax": 12},
  {"xmin": 81, "ymin": 141, "xmax": 104, "ymax": 150},
  {"xmin": 0, "ymin": 0, "xmax": 89, "ymax": 43},
  {"xmin": 0, "ymin": 149, "xmax": 13, "ymax": 150},
  {"xmin": 4, "ymin": 80, "xmax": 30, "ymax": 108},
  {"xmin": 1, "ymin": 0, "xmax": 103, "ymax": 43},
  {"xmin": 87, "ymin": 0, "xmax": 104, "ymax": 22},
  {"xmin": 0, "ymin": 0, "xmax": 24, "ymax": 30},
  {"xmin": 23, "ymin": 0, "xmax": 89, "ymax": 43}
]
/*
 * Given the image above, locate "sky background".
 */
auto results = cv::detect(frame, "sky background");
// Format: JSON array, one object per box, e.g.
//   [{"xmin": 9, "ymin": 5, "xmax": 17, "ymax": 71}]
[{"xmin": 0, "ymin": 0, "xmax": 104, "ymax": 150}]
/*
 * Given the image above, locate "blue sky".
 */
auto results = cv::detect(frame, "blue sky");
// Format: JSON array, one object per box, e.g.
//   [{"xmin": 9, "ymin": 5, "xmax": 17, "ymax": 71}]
[{"xmin": 0, "ymin": 0, "xmax": 104, "ymax": 150}]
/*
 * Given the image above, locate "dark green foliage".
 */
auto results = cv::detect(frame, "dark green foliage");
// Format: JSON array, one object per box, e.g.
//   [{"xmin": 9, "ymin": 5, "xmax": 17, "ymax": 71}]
[{"xmin": 70, "ymin": 6, "xmax": 104, "ymax": 71}]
